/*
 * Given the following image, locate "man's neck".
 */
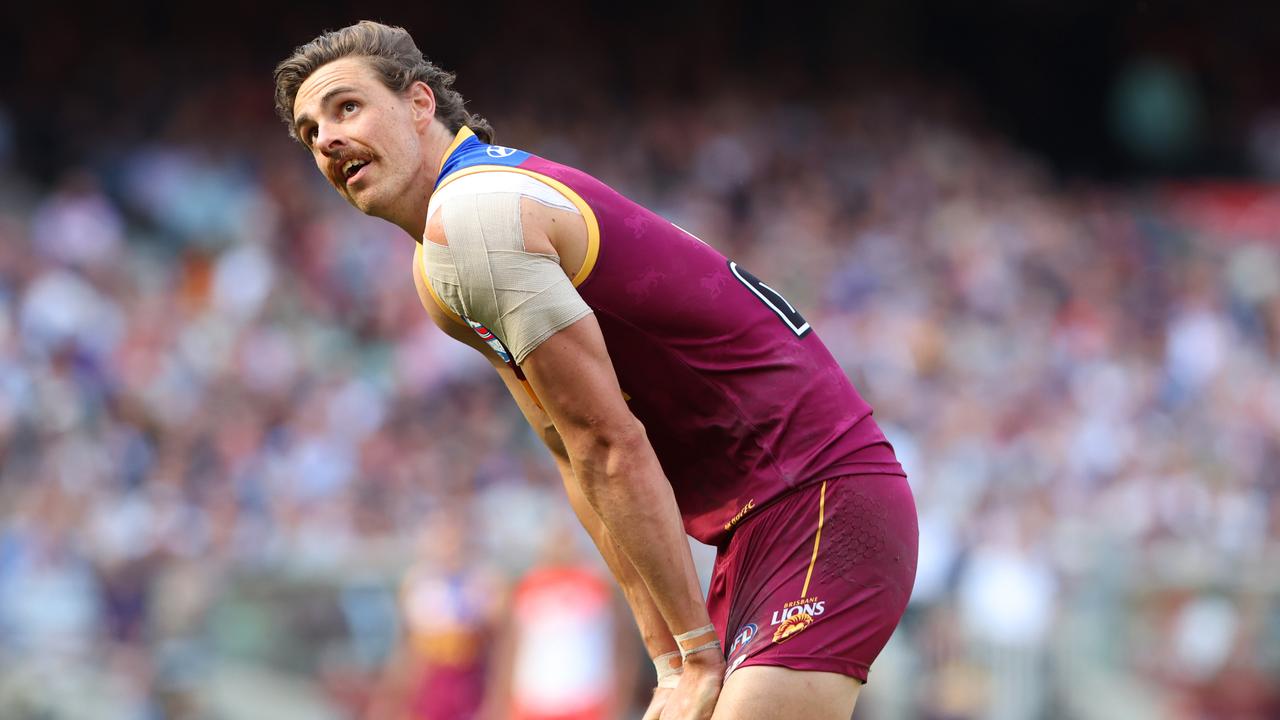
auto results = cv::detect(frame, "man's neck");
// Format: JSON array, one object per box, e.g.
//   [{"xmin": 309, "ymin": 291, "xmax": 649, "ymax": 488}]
[{"xmin": 393, "ymin": 122, "xmax": 458, "ymax": 240}]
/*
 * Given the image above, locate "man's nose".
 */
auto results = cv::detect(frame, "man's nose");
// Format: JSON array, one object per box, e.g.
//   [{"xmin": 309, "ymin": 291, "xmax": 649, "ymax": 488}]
[{"xmin": 316, "ymin": 124, "xmax": 347, "ymax": 155}]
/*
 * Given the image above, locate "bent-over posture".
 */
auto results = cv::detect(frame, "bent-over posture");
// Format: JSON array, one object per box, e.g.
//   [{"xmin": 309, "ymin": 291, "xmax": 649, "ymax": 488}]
[{"xmin": 275, "ymin": 20, "xmax": 919, "ymax": 720}]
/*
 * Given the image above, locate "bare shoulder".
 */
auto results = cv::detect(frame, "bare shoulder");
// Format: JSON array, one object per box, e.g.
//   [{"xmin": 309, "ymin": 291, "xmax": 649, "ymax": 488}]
[
  {"xmin": 424, "ymin": 204, "xmax": 448, "ymax": 247},
  {"xmin": 523, "ymin": 195, "xmax": 588, "ymax": 278}
]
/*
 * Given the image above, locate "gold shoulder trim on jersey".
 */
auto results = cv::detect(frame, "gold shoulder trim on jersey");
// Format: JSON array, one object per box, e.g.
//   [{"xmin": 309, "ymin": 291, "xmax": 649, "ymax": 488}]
[
  {"xmin": 438, "ymin": 126, "xmax": 477, "ymax": 174},
  {"xmin": 434, "ymin": 165, "xmax": 602, "ymax": 287},
  {"xmin": 413, "ymin": 241, "xmax": 468, "ymax": 328}
]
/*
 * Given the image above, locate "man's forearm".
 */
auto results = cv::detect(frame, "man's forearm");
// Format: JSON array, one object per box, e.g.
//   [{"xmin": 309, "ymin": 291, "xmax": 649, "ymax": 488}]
[
  {"xmin": 480, "ymin": 347, "xmax": 690, "ymax": 661},
  {"xmin": 567, "ymin": 424, "xmax": 714, "ymax": 649},
  {"xmin": 515, "ymin": 317, "xmax": 721, "ymax": 669},
  {"xmin": 553, "ymin": 455, "xmax": 678, "ymax": 659}
]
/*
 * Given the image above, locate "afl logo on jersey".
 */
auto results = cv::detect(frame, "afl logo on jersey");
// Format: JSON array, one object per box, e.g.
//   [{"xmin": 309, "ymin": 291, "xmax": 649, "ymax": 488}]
[{"xmin": 486, "ymin": 146, "xmax": 517, "ymax": 158}]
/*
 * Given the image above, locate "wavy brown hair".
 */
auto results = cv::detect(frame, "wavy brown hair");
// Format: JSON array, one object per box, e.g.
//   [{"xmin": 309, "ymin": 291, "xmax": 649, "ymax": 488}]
[{"xmin": 273, "ymin": 20, "xmax": 494, "ymax": 143}]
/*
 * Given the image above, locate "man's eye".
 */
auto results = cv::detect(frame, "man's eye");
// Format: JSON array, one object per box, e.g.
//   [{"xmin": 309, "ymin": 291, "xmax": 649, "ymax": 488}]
[
  {"xmin": 307, "ymin": 127, "xmax": 318, "ymax": 142},
  {"xmin": 342, "ymin": 101, "xmax": 358, "ymax": 114}
]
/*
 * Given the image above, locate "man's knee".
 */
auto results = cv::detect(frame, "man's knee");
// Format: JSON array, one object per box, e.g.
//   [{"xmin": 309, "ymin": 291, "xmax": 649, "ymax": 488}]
[{"xmin": 711, "ymin": 665, "xmax": 862, "ymax": 720}]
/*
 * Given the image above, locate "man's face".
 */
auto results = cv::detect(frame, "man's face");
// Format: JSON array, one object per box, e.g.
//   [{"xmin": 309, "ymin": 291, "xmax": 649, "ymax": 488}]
[{"xmin": 292, "ymin": 57, "xmax": 426, "ymax": 217}]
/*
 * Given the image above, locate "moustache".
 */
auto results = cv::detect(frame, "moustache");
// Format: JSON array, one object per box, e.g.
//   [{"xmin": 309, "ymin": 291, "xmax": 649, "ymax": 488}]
[{"xmin": 328, "ymin": 148, "xmax": 376, "ymax": 183}]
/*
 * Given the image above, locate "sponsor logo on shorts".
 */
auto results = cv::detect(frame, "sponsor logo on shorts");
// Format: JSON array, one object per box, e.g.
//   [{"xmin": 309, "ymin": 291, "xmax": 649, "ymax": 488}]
[
  {"xmin": 724, "ymin": 499, "xmax": 755, "ymax": 531},
  {"xmin": 728, "ymin": 623, "xmax": 757, "ymax": 657},
  {"xmin": 770, "ymin": 596, "xmax": 825, "ymax": 643}
]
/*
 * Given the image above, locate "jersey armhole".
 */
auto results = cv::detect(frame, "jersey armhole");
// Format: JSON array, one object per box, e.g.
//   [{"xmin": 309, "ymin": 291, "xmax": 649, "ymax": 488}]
[{"xmin": 413, "ymin": 241, "xmax": 468, "ymax": 328}]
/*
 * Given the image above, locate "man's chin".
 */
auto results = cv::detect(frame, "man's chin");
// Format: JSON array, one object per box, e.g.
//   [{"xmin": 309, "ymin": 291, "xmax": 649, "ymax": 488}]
[{"xmin": 346, "ymin": 189, "xmax": 382, "ymax": 216}]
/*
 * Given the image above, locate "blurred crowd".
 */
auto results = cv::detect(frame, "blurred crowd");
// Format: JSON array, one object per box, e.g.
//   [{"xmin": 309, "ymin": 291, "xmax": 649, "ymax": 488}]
[{"xmin": 1, "ymin": 51, "xmax": 1280, "ymax": 720}]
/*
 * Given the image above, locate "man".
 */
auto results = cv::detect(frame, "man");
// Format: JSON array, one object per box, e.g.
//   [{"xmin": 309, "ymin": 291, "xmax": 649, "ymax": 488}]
[{"xmin": 275, "ymin": 21, "xmax": 918, "ymax": 720}]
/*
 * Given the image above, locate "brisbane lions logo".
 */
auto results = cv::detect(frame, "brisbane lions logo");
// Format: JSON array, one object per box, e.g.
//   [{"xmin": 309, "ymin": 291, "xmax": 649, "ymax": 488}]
[{"xmin": 770, "ymin": 596, "xmax": 825, "ymax": 643}]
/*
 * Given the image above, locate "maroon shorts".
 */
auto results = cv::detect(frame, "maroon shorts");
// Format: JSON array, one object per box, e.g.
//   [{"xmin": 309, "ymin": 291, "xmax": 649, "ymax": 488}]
[{"xmin": 706, "ymin": 474, "xmax": 918, "ymax": 683}]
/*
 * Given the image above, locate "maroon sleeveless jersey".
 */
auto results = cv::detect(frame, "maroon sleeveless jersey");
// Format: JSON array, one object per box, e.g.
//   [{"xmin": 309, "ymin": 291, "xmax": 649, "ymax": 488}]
[{"xmin": 433, "ymin": 129, "xmax": 905, "ymax": 545}]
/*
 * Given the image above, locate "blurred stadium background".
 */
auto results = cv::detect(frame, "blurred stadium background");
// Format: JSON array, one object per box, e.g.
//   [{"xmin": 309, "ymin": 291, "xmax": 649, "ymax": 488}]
[{"xmin": 1, "ymin": 1, "xmax": 1278, "ymax": 718}]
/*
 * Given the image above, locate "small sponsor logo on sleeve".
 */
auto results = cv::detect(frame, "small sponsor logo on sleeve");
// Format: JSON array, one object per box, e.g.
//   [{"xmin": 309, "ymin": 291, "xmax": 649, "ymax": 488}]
[{"xmin": 465, "ymin": 317, "xmax": 513, "ymax": 364}]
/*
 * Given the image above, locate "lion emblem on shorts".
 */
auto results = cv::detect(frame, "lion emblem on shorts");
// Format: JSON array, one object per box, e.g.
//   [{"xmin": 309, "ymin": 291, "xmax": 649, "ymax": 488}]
[{"xmin": 772, "ymin": 611, "xmax": 815, "ymax": 643}]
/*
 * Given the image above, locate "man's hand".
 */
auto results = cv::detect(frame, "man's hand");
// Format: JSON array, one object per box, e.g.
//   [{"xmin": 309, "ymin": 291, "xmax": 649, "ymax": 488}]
[
  {"xmin": 659, "ymin": 652, "xmax": 725, "ymax": 720},
  {"xmin": 643, "ymin": 687, "xmax": 672, "ymax": 720}
]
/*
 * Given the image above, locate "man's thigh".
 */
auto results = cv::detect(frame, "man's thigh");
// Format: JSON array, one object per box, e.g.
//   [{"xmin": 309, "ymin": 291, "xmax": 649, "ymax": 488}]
[{"xmin": 711, "ymin": 666, "xmax": 861, "ymax": 720}]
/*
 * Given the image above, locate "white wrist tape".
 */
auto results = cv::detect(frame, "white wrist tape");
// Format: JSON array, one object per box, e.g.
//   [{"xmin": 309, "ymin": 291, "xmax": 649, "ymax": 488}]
[
  {"xmin": 673, "ymin": 624, "xmax": 721, "ymax": 661},
  {"xmin": 681, "ymin": 639, "xmax": 722, "ymax": 660},
  {"xmin": 654, "ymin": 650, "xmax": 682, "ymax": 689},
  {"xmin": 673, "ymin": 624, "xmax": 716, "ymax": 644}
]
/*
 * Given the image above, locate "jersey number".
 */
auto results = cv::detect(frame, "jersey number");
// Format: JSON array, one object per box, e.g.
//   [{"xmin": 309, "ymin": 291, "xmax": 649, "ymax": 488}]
[{"xmin": 729, "ymin": 261, "xmax": 811, "ymax": 337}]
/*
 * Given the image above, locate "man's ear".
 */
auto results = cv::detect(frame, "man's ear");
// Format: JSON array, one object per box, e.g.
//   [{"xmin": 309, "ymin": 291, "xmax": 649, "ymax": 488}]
[{"xmin": 407, "ymin": 80, "xmax": 436, "ymax": 127}]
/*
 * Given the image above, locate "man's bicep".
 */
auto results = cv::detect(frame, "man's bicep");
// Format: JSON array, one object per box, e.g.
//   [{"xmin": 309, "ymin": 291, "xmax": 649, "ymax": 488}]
[
  {"xmin": 492, "ymin": 362, "xmax": 569, "ymax": 460},
  {"xmin": 519, "ymin": 314, "xmax": 639, "ymax": 445}
]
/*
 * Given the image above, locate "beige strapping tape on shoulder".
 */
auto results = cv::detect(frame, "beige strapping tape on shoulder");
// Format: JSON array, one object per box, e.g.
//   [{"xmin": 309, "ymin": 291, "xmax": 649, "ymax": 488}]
[{"xmin": 427, "ymin": 192, "xmax": 591, "ymax": 363}]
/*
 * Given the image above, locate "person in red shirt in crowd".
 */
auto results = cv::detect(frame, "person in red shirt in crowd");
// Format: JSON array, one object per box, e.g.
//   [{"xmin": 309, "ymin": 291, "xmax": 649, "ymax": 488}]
[{"xmin": 487, "ymin": 521, "xmax": 639, "ymax": 720}]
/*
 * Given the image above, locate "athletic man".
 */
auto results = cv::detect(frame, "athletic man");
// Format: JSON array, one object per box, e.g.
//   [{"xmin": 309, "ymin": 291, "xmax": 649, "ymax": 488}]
[{"xmin": 275, "ymin": 21, "xmax": 918, "ymax": 720}]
